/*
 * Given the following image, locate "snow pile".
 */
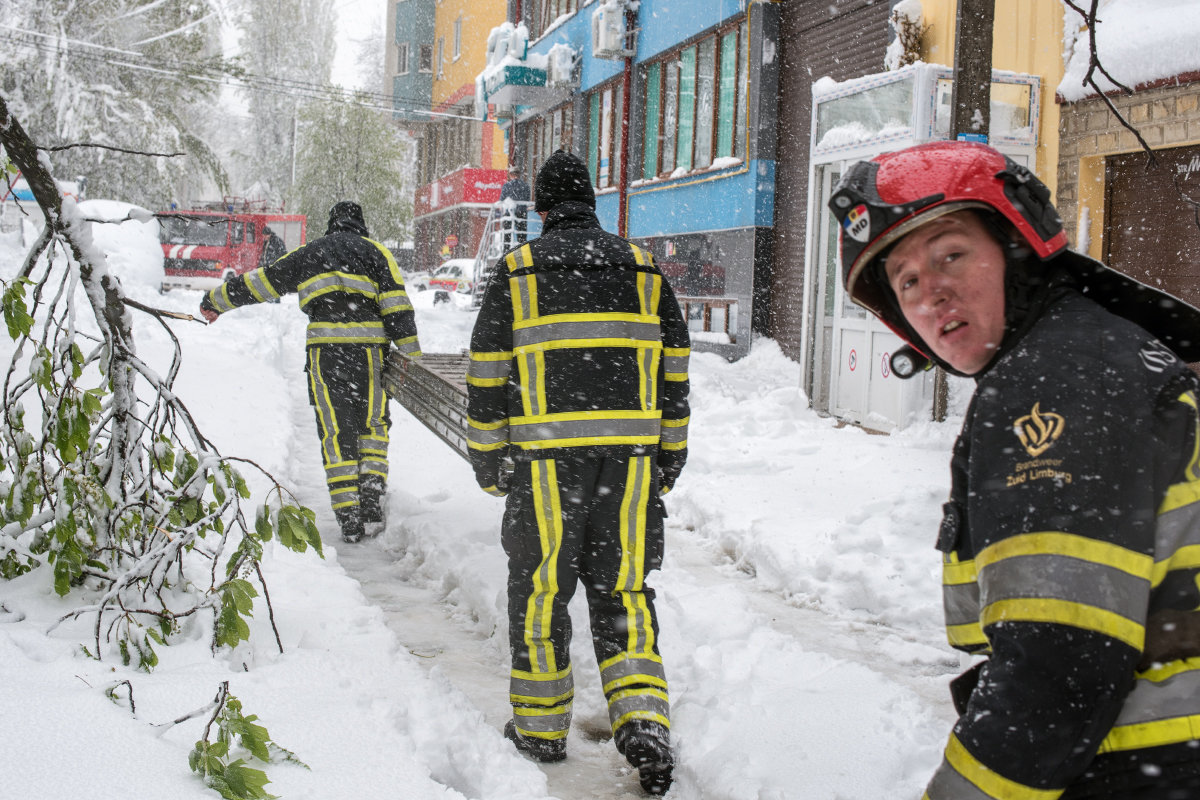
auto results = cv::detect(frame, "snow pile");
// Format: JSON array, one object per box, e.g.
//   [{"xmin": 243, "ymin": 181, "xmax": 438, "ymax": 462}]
[{"xmin": 1059, "ymin": 0, "xmax": 1200, "ymax": 101}]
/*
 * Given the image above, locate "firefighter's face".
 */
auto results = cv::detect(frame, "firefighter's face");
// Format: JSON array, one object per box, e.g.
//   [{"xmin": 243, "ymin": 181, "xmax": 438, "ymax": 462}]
[{"xmin": 884, "ymin": 211, "xmax": 1007, "ymax": 376}]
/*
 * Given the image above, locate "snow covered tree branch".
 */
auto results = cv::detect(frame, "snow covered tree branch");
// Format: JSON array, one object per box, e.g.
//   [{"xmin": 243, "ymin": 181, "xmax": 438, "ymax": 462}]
[{"xmin": 0, "ymin": 94, "xmax": 323, "ymax": 670}]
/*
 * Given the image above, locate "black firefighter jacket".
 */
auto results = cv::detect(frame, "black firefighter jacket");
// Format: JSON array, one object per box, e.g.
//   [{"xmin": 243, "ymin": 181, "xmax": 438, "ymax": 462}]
[
  {"xmin": 925, "ymin": 290, "xmax": 1200, "ymax": 799},
  {"xmin": 200, "ymin": 222, "xmax": 421, "ymax": 355},
  {"xmin": 465, "ymin": 201, "xmax": 690, "ymax": 495}
]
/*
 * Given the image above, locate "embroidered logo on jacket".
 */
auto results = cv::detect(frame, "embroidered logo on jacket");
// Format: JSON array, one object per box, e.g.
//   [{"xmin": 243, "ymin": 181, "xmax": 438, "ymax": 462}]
[
  {"xmin": 1014, "ymin": 402, "xmax": 1065, "ymax": 457},
  {"xmin": 1139, "ymin": 340, "xmax": 1177, "ymax": 373}
]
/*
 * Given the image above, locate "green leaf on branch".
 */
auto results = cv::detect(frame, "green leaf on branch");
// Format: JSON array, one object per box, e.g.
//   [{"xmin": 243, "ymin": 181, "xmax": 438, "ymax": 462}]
[
  {"xmin": 1, "ymin": 278, "xmax": 34, "ymax": 340},
  {"xmin": 276, "ymin": 506, "xmax": 323, "ymax": 558}
]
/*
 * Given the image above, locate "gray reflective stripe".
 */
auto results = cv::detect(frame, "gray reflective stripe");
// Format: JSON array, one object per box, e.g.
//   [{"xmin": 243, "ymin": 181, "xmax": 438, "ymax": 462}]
[
  {"xmin": 467, "ymin": 358, "xmax": 511, "ymax": 381},
  {"xmin": 513, "ymin": 708, "xmax": 571, "ymax": 734},
  {"xmin": 607, "ymin": 692, "xmax": 669, "ymax": 723},
  {"xmin": 298, "ymin": 272, "xmax": 377, "ymax": 306},
  {"xmin": 378, "ymin": 291, "xmax": 412, "ymax": 313},
  {"xmin": 468, "ymin": 422, "xmax": 509, "ymax": 447},
  {"xmin": 510, "ymin": 672, "xmax": 574, "ymax": 701},
  {"xmin": 359, "ymin": 458, "xmax": 387, "ymax": 477},
  {"xmin": 1156, "ymin": 501, "xmax": 1200, "ymax": 561},
  {"xmin": 639, "ymin": 270, "xmax": 658, "ymax": 313},
  {"xmin": 366, "ymin": 347, "xmax": 387, "ymax": 442},
  {"xmin": 513, "ymin": 319, "xmax": 662, "ymax": 348},
  {"xmin": 245, "ymin": 269, "xmax": 280, "ymax": 301},
  {"xmin": 943, "ymin": 582, "xmax": 981, "ymax": 629},
  {"xmin": 640, "ymin": 346, "xmax": 658, "ymax": 407},
  {"xmin": 209, "ymin": 285, "xmax": 235, "ymax": 313},
  {"xmin": 529, "ymin": 460, "xmax": 560, "ymax": 672},
  {"xmin": 600, "ymin": 655, "xmax": 667, "ymax": 686},
  {"xmin": 663, "ymin": 353, "xmax": 689, "ymax": 375},
  {"xmin": 514, "ymin": 275, "xmax": 534, "ymax": 320},
  {"xmin": 325, "ymin": 463, "xmax": 358, "ymax": 481},
  {"xmin": 1112, "ymin": 664, "xmax": 1200, "ymax": 728},
  {"xmin": 979, "ymin": 554, "xmax": 1150, "ymax": 621},
  {"xmin": 307, "ymin": 322, "xmax": 388, "ymax": 343},
  {"xmin": 660, "ymin": 421, "xmax": 688, "ymax": 445},
  {"xmin": 924, "ymin": 758, "xmax": 993, "ymax": 800},
  {"xmin": 519, "ymin": 352, "xmax": 543, "ymax": 416},
  {"xmin": 308, "ymin": 350, "xmax": 340, "ymax": 463},
  {"xmin": 510, "ymin": 416, "xmax": 661, "ymax": 445},
  {"xmin": 393, "ymin": 337, "xmax": 421, "ymax": 355}
]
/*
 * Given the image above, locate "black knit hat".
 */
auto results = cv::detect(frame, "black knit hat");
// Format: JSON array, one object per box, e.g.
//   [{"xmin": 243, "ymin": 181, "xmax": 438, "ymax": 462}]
[
  {"xmin": 534, "ymin": 150, "xmax": 595, "ymax": 213},
  {"xmin": 326, "ymin": 201, "xmax": 368, "ymax": 236}
]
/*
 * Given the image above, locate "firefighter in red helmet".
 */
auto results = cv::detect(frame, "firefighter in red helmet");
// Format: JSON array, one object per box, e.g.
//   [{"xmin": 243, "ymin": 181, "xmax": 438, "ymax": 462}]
[{"xmin": 830, "ymin": 140, "xmax": 1200, "ymax": 799}]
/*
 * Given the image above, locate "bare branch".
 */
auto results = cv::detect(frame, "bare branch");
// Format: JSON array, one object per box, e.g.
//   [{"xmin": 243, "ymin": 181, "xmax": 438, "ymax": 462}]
[{"xmin": 41, "ymin": 142, "xmax": 185, "ymax": 158}]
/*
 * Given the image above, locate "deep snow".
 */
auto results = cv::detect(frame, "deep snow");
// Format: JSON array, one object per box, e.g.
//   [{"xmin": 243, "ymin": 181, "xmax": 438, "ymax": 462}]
[{"xmin": 1, "ymin": 205, "xmax": 964, "ymax": 799}]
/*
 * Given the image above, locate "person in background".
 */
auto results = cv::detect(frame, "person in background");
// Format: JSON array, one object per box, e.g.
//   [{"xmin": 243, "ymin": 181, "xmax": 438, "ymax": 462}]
[
  {"xmin": 829, "ymin": 140, "xmax": 1200, "ymax": 799},
  {"xmin": 498, "ymin": 163, "xmax": 531, "ymax": 247},
  {"xmin": 200, "ymin": 201, "xmax": 420, "ymax": 543},
  {"xmin": 258, "ymin": 225, "xmax": 287, "ymax": 268},
  {"xmin": 466, "ymin": 150, "xmax": 690, "ymax": 795}
]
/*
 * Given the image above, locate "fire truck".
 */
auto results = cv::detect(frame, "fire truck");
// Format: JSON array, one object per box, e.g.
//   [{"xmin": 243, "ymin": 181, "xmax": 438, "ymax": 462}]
[{"xmin": 157, "ymin": 199, "xmax": 306, "ymax": 292}]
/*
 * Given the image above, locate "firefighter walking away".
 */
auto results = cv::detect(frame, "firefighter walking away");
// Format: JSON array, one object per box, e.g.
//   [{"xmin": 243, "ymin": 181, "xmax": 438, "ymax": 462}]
[
  {"xmin": 466, "ymin": 150, "xmax": 690, "ymax": 795},
  {"xmin": 200, "ymin": 201, "xmax": 421, "ymax": 544}
]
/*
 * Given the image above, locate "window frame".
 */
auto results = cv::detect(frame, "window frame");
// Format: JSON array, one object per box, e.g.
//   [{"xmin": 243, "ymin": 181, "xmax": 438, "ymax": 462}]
[
  {"xmin": 397, "ymin": 41, "xmax": 410, "ymax": 75},
  {"xmin": 453, "ymin": 16, "xmax": 462, "ymax": 61},
  {"xmin": 419, "ymin": 44, "xmax": 433, "ymax": 73},
  {"xmin": 585, "ymin": 78, "xmax": 623, "ymax": 190},
  {"xmin": 640, "ymin": 22, "xmax": 744, "ymax": 180}
]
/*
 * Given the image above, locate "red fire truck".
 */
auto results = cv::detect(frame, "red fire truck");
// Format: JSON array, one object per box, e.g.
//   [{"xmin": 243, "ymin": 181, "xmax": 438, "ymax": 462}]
[{"xmin": 157, "ymin": 200, "xmax": 306, "ymax": 292}]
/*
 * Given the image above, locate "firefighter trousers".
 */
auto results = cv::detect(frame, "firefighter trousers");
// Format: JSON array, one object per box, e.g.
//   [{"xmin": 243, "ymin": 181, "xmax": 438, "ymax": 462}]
[
  {"xmin": 305, "ymin": 345, "xmax": 390, "ymax": 533},
  {"xmin": 502, "ymin": 454, "xmax": 669, "ymax": 745}
]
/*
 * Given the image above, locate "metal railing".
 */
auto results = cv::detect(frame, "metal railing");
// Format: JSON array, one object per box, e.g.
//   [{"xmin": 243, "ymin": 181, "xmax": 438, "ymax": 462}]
[{"xmin": 470, "ymin": 199, "xmax": 540, "ymax": 307}]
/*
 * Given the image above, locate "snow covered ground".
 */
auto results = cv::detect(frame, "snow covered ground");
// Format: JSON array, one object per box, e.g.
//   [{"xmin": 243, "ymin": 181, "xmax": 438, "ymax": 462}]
[{"xmin": 1, "ymin": 207, "xmax": 967, "ymax": 799}]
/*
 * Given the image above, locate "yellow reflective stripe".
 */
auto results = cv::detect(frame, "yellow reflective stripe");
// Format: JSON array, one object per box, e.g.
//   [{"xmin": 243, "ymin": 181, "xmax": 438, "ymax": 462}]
[
  {"xmin": 946, "ymin": 622, "xmax": 988, "ymax": 649},
  {"xmin": 943, "ymin": 557, "xmax": 979, "ymax": 586},
  {"xmin": 467, "ymin": 375, "xmax": 508, "ymax": 387},
  {"xmin": 506, "ymin": 244, "xmax": 534, "ymax": 273},
  {"xmin": 1101, "ymin": 714, "xmax": 1200, "ymax": 753},
  {"xmin": 516, "ymin": 410, "xmax": 662, "ymax": 424},
  {"xmin": 513, "ymin": 311, "xmax": 661, "ymax": 327},
  {"xmin": 981, "ymin": 597, "xmax": 1144, "ymax": 650},
  {"xmin": 977, "ymin": 532, "xmax": 1153, "ymax": 579},
  {"xmin": 944, "ymin": 733, "xmax": 1062, "ymax": 800},
  {"xmin": 1151, "ymin": 543, "xmax": 1200, "ymax": 587},
  {"xmin": 515, "ymin": 337, "xmax": 663, "ymax": 353},
  {"xmin": 528, "ymin": 460, "xmax": 563, "ymax": 674},
  {"xmin": 1161, "ymin": 479, "xmax": 1200, "ymax": 516}
]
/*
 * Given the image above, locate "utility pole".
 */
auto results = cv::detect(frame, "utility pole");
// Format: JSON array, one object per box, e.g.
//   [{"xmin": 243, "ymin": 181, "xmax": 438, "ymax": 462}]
[{"xmin": 933, "ymin": 0, "xmax": 995, "ymax": 420}]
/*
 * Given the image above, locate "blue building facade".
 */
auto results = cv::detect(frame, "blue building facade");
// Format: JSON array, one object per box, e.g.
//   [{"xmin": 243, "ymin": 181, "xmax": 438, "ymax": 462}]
[
  {"xmin": 480, "ymin": 0, "xmax": 781, "ymax": 359},
  {"xmin": 388, "ymin": 0, "xmax": 436, "ymax": 125}
]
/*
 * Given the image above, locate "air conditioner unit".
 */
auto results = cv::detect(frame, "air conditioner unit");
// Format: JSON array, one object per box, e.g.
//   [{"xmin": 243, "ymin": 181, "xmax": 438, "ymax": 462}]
[
  {"xmin": 546, "ymin": 44, "xmax": 578, "ymax": 87},
  {"xmin": 591, "ymin": 2, "xmax": 634, "ymax": 60}
]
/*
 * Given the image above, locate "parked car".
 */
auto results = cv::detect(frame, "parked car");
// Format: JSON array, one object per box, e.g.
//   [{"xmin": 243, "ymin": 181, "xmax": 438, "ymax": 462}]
[
  {"xmin": 428, "ymin": 258, "xmax": 476, "ymax": 304},
  {"xmin": 403, "ymin": 267, "xmax": 432, "ymax": 292}
]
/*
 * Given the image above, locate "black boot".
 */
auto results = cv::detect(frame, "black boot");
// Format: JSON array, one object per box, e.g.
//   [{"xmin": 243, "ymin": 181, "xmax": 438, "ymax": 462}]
[
  {"xmin": 616, "ymin": 719, "xmax": 673, "ymax": 795},
  {"xmin": 359, "ymin": 475, "xmax": 387, "ymax": 536},
  {"xmin": 334, "ymin": 507, "xmax": 365, "ymax": 543},
  {"xmin": 504, "ymin": 720, "xmax": 566, "ymax": 763}
]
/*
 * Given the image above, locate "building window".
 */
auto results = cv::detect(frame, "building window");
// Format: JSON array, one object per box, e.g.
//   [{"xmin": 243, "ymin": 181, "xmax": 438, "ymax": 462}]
[
  {"xmin": 531, "ymin": 0, "xmax": 580, "ymax": 39},
  {"xmin": 436, "ymin": 37, "xmax": 444, "ymax": 77},
  {"xmin": 453, "ymin": 16, "xmax": 462, "ymax": 61},
  {"xmin": 419, "ymin": 44, "xmax": 433, "ymax": 73},
  {"xmin": 529, "ymin": 105, "xmax": 574, "ymax": 174},
  {"xmin": 397, "ymin": 41, "xmax": 409, "ymax": 75},
  {"xmin": 641, "ymin": 22, "xmax": 746, "ymax": 180},
  {"xmin": 586, "ymin": 80, "xmax": 623, "ymax": 190}
]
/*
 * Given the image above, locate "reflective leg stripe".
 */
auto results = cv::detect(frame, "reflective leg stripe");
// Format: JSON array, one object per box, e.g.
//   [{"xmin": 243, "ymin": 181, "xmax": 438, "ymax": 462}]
[
  {"xmin": 527, "ymin": 460, "xmax": 565, "ymax": 674},
  {"xmin": 616, "ymin": 457, "xmax": 655, "ymax": 653},
  {"xmin": 326, "ymin": 462, "xmax": 359, "ymax": 510},
  {"xmin": 308, "ymin": 349, "xmax": 342, "ymax": 464},
  {"xmin": 357, "ymin": 347, "xmax": 388, "ymax": 479},
  {"xmin": 924, "ymin": 733, "xmax": 1060, "ymax": 800},
  {"xmin": 1100, "ymin": 658, "xmax": 1200, "ymax": 752},
  {"xmin": 600, "ymin": 652, "xmax": 670, "ymax": 732},
  {"xmin": 510, "ymin": 665, "xmax": 574, "ymax": 739}
]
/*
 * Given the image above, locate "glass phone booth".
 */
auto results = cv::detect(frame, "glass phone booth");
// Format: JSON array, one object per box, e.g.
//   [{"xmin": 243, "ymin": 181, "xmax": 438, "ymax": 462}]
[{"xmin": 802, "ymin": 63, "xmax": 1042, "ymax": 431}]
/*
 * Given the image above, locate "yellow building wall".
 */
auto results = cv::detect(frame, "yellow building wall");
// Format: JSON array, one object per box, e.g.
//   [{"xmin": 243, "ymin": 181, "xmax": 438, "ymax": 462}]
[
  {"xmin": 433, "ymin": 0, "xmax": 509, "ymax": 170},
  {"xmin": 918, "ymin": 0, "xmax": 1064, "ymax": 195}
]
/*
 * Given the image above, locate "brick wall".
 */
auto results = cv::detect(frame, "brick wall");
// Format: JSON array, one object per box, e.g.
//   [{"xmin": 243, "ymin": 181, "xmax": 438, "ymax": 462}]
[{"xmin": 1055, "ymin": 79, "xmax": 1200, "ymax": 247}]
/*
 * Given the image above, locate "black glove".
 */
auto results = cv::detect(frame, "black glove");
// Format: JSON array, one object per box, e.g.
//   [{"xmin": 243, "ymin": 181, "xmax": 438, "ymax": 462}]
[{"xmin": 657, "ymin": 449, "xmax": 686, "ymax": 495}]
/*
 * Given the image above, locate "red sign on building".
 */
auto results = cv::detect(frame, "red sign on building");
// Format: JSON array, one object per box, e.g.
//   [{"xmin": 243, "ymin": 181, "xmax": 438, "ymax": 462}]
[{"xmin": 414, "ymin": 167, "xmax": 506, "ymax": 218}]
